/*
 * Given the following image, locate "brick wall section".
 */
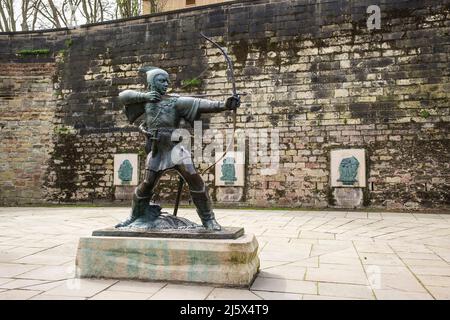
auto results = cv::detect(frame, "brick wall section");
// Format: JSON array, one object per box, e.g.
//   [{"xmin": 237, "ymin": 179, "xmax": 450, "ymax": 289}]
[
  {"xmin": 0, "ymin": 63, "xmax": 57, "ymax": 204},
  {"xmin": 0, "ymin": 0, "xmax": 449, "ymax": 208}
]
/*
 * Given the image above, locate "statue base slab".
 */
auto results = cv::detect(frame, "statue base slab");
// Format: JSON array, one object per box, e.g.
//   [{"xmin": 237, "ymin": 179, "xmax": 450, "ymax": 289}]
[
  {"xmin": 75, "ymin": 233, "xmax": 259, "ymax": 287},
  {"xmin": 93, "ymin": 226, "xmax": 244, "ymax": 240}
]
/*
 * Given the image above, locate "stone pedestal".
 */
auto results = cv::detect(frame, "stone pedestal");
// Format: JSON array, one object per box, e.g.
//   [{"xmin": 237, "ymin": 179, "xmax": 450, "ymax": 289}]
[
  {"xmin": 333, "ymin": 187, "xmax": 364, "ymax": 208},
  {"xmin": 75, "ymin": 233, "xmax": 259, "ymax": 287},
  {"xmin": 114, "ymin": 185, "xmax": 134, "ymax": 201},
  {"xmin": 216, "ymin": 187, "xmax": 244, "ymax": 203}
]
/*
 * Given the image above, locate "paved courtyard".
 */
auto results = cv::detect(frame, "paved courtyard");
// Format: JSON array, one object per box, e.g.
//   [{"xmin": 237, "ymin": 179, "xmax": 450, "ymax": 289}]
[{"xmin": 0, "ymin": 207, "xmax": 449, "ymax": 300}]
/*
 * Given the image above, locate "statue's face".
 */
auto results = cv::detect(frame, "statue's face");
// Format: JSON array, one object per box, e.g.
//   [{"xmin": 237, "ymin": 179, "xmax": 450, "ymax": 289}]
[{"xmin": 153, "ymin": 74, "xmax": 170, "ymax": 95}]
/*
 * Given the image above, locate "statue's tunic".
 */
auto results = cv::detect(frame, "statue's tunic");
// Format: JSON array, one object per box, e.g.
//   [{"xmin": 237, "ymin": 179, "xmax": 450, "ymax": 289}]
[{"xmin": 119, "ymin": 90, "xmax": 224, "ymax": 173}]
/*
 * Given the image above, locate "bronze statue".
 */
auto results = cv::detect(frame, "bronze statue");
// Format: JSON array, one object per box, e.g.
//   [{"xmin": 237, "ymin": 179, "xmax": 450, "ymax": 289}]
[{"xmin": 116, "ymin": 67, "xmax": 241, "ymax": 231}]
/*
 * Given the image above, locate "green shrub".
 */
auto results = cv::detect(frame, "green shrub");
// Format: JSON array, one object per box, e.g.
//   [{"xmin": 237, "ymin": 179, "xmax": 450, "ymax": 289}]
[{"xmin": 17, "ymin": 49, "xmax": 50, "ymax": 56}]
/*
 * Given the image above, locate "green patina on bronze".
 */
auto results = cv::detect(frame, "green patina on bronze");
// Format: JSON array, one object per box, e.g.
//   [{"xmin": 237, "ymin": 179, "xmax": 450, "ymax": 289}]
[
  {"xmin": 338, "ymin": 156, "xmax": 360, "ymax": 186},
  {"xmin": 220, "ymin": 157, "xmax": 238, "ymax": 185},
  {"xmin": 118, "ymin": 159, "xmax": 133, "ymax": 185}
]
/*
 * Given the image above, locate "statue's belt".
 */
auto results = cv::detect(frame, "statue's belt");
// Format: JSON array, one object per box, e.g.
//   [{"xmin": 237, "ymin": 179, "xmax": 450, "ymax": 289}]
[{"xmin": 139, "ymin": 127, "xmax": 183, "ymax": 142}]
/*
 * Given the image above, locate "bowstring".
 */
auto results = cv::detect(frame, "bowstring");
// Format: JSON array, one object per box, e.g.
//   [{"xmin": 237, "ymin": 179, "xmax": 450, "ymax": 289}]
[{"xmin": 200, "ymin": 32, "xmax": 238, "ymax": 176}]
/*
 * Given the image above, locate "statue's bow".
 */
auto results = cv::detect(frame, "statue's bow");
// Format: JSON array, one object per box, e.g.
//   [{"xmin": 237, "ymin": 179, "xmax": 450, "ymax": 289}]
[
  {"xmin": 200, "ymin": 32, "xmax": 240, "ymax": 175},
  {"xmin": 200, "ymin": 32, "xmax": 238, "ymax": 98}
]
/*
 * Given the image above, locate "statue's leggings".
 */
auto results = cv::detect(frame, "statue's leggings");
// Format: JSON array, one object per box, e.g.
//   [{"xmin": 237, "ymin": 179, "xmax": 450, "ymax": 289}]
[{"xmin": 135, "ymin": 164, "xmax": 216, "ymax": 222}]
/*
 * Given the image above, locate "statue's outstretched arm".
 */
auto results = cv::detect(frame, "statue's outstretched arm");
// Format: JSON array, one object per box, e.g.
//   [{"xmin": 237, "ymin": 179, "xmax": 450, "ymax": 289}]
[
  {"xmin": 175, "ymin": 96, "xmax": 240, "ymax": 124},
  {"xmin": 176, "ymin": 96, "xmax": 227, "ymax": 114},
  {"xmin": 118, "ymin": 90, "xmax": 149, "ymax": 105}
]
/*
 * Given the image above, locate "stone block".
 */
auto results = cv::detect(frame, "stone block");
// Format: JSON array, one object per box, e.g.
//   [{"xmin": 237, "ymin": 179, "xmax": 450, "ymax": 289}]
[
  {"xmin": 216, "ymin": 187, "xmax": 244, "ymax": 202},
  {"xmin": 333, "ymin": 187, "xmax": 364, "ymax": 208},
  {"xmin": 114, "ymin": 185, "xmax": 134, "ymax": 201},
  {"xmin": 76, "ymin": 233, "xmax": 260, "ymax": 288}
]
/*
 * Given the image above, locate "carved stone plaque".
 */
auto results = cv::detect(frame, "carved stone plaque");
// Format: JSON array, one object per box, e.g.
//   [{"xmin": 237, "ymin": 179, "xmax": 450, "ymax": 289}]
[
  {"xmin": 215, "ymin": 151, "xmax": 245, "ymax": 187},
  {"xmin": 330, "ymin": 149, "xmax": 366, "ymax": 188},
  {"xmin": 114, "ymin": 154, "xmax": 139, "ymax": 186}
]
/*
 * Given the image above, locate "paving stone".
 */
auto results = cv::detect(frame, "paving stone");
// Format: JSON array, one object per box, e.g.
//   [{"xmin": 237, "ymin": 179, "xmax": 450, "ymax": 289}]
[
  {"xmin": 373, "ymin": 289, "xmax": 434, "ymax": 300},
  {"xmin": 24, "ymin": 280, "xmax": 66, "ymax": 291},
  {"xmin": 42, "ymin": 279, "xmax": 118, "ymax": 298},
  {"xmin": 305, "ymin": 267, "xmax": 368, "ymax": 285},
  {"xmin": 374, "ymin": 273, "xmax": 427, "ymax": 292},
  {"xmin": 251, "ymin": 277, "xmax": 317, "ymax": 295},
  {"xmin": 310, "ymin": 244, "xmax": 355, "ymax": 257},
  {"xmin": 302, "ymin": 294, "xmax": 362, "ymax": 300},
  {"xmin": 14, "ymin": 254, "xmax": 74, "ymax": 266},
  {"xmin": 318, "ymin": 283, "xmax": 374, "ymax": 299},
  {"xmin": 368, "ymin": 213, "xmax": 383, "ymax": 220},
  {"xmin": 0, "ymin": 263, "xmax": 40, "ymax": 278},
  {"xmin": 263, "ymin": 229, "xmax": 300, "ymax": 238},
  {"xmin": 408, "ymin": 266, "xmax": 450, "ymax": 276},
  {"xmin": 259, "ymin": 249, "xmax": 310, "ymax": 262},
  {"xmin": 286, "ymin": 238, "xmax": 318, "ymax": 245},
  {"xmin": 30, "ymin": 294, "xmax": 86, "ymax": 300},
  {"xmin": 345, "ymin": 212, "xmax": 368, "ymax": 219},
  {"xmin": 259, "ymin": 260, "xmax": 289, "ymax": 269},
  {"xmin": 319, "ymin": 255, "xmax": 361, "ymax": 265},
  {"xmin": 252, "ymin": 290, "xmax": 302, "ymax": 300},
  {"xmin": 261, "ymin": 242, "xmax": 311, "ymax": 252},
  {"xmin": 354, "ymin": 242, "xmax": 394, "ymax": 254},
  {"xmin": 319, "ymin": 263, "xmax": 365, "ymax": 272},
  {"xmin": 206, "ymin": 288, "xmax": 262, "ymax": 300},
  {"xmin": 426, "ymin": 286, "xmax": 450, "ymax": 299},
  {"xmin": 299, "ymin": 231, "xmax": 335, "ymax": 240},
  {"xmin": 289, "ymin": 257, "xmax": 319, "ymax": 268},
  {"xmin": 363, "ymin": 265, "xmax": 411, "ymax": 275},
  {"xmin": 149, "ymin": 284, "xmax": 214, "ymax": 300},
  {"xmin": 0, "ymin": 279, "xmax": 48, "ymax": 289},
  {"xmin": 0, "ymin": 247, "xmax": 46, "ymax": 262},
  {"xmin": 108, "ymin": 280, "xmax": 167, "ymax": 294},
  {"xmin": 0, "ymin": 278, "xmax": 13, "ymax": 286},
  {"xmin": 428, "ymin": 246, "xmax": 450, "ymax": 263},
  {"xmin": 15, "ymin": 265, "xmax": 74, "ymax": 281},
  {"xmin": 258, "ymin": 265, "xmax": 306, "ymax": 280},
  {"xmin": 0, "ymin": 289, "xmax": 42, "ymax": 300},
  {"xmin": 396, "ymin": 252, "xmax": 442, "ymax": 260},
  {"xmin": 359, "ymin": 253, "xmax": 405, "ymax": 266},
  {"xmin": 402, "ymin": 259, "xmax": 449, "ymax": 267},
  {"xmin": 416, "ymin": 275, "xmax": 450, "ymax": 287},
  {"xmin": 90, "ymin": 290, "xmax": 154, "ymax": 300}
]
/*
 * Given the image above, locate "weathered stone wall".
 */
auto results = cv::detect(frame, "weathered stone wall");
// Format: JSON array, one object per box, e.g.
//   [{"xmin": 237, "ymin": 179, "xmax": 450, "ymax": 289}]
[
  {"xmin": 0, "ymin": 63, "xmax": 57, "ymax": 205},
  {"xmin": 0, "ymin": 0, "xmax": 449, "ymax": 209}
]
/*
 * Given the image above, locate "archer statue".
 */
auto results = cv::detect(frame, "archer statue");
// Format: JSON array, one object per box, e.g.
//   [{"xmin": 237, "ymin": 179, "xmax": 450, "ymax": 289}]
[{"xmin": 116, "ymin": 64, "xmax": 240, "ymax": 231}]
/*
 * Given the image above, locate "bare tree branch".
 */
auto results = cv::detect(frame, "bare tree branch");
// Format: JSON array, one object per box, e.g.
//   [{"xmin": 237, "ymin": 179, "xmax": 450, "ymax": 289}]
[
  {"xmin": 0, "ymin": 1, "xmax": 12, "ymax": 31},
  {"xmin": 0, "ymin": 0, "xmax": 166, "ymax": 31},
  {"xmin": 31, "ymin": 1, "xmax": 40, "ymax": 30},
  {"xmin": 47, "ymin": 0, "xmax": 62, "ymax": 28}
]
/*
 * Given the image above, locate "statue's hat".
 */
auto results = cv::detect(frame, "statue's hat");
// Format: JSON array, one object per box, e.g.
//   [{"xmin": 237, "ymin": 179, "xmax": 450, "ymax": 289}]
[{"xmin": 139, "ymin": 66, "xmax": 169, "ymax": 88}]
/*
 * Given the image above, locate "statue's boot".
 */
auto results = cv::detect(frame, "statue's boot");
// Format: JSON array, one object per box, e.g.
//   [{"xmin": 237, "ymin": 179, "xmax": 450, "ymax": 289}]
[
  {"xmin": 115, "ymin": 189, "xmax": 151, "ymax": 228},
  {"xmin": 190, "ymin": 188, "xmax": 222, "ymax": 231}
]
